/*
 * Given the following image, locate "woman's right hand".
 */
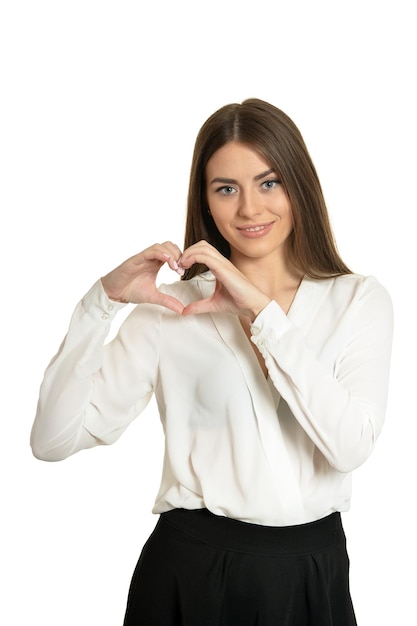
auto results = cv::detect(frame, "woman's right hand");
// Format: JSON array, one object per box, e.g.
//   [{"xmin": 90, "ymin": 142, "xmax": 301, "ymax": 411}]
[{"xmin": 101, "ymin": 242, "xmax": 185, "ymax": 314}]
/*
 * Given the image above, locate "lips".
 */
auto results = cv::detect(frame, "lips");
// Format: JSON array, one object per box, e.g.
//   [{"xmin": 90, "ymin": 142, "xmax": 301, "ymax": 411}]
[
  {"xmin": 236, "ymin": 221, "xmax": 274, "ymax": 237},
  {"xmin": 241, "ymin": 225, "xmax": 269, "ymax": 232},
  {"xmin": 237, "ymin": 221, "xmax": 274, "ymax": 231}
]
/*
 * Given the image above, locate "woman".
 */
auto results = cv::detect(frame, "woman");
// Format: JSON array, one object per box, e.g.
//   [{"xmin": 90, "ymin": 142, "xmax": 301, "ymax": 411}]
[{"xmin": 31, "ymin": 99, "xmax": 393, "ymax": 625}]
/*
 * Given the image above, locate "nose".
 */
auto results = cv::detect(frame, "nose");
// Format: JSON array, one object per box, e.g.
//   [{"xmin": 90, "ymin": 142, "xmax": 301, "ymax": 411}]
[{"xmin": 238, "ymin": 189, "xmax": 262, "ymax": 218}]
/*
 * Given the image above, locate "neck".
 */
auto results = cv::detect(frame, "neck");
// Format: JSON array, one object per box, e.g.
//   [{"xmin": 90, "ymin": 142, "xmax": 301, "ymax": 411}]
[{"xmin": 231, "ymin": 253, "xmax": 303, "ymax": 300}]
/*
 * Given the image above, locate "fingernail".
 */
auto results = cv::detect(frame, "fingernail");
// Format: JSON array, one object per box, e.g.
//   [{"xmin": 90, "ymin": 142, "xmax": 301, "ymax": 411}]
[
  {"xmin": 172, "ymin": 260, "xmax": 179, "ymax": 270},
  {"xmin": 176, "ymin": 266, "xmax": 185, "ymax": 276}
]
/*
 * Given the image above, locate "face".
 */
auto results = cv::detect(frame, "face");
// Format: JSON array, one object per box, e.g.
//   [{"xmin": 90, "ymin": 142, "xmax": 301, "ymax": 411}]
[{"xmin": 205, "ymin": 142, "xmax": 294, "ymax": 266}]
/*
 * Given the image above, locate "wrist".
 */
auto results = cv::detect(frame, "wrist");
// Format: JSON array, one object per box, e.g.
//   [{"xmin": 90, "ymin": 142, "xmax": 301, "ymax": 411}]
[
  {"xmin": 249, "ymin": 297, "xmax": 272, "ymax": 322},
  {"xmin": 100, "ymin": 278, "xmax": 126, "ymax": 303}
]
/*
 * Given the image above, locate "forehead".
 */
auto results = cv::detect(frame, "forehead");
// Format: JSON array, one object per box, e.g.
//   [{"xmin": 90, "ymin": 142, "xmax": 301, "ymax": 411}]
[{"xmin": 206, "ymin": 141, "xmax": 273, "ymax": 176}]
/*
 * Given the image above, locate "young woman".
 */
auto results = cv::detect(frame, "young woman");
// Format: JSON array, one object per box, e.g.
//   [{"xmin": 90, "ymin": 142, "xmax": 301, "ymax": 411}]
[{"xmin": 31, "ymin": 99, "xmax": 393, "ymax": 625}]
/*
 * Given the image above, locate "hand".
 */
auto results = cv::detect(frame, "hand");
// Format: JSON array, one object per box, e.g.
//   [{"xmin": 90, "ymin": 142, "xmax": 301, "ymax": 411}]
[
  {"xmin": 179, "ymin": 241, "xmax": 271, "ymax": 320},
  {"xmin": 101, "ymin": 242, "xmax": 185, "ymax": 314}
]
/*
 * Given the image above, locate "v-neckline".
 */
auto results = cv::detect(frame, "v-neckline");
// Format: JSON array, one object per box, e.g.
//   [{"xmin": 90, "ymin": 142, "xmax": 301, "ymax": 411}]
[{"xmin": 195, "ymin": 273, "xmax": 333, "ymax": 388}]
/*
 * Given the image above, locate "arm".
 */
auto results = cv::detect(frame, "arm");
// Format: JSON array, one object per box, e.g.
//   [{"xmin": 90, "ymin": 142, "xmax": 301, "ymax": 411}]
[
  {"xmin": 179, "ymin": 242, "xmax": 393, "ymax": 472},
  {"xmin": 30, "ymin": 281, "xmax": 161, "ymax": 461},
  {"xmin": 250, "ymin": 277, "xmax": 394, "ymax": 472},
  {"xmin": 31, "ymin": 242, "xmax": 185, "ymax": 462},
  {"xmin": 174, "ymin": 242, "xmax": 394, "ymax": 472}
]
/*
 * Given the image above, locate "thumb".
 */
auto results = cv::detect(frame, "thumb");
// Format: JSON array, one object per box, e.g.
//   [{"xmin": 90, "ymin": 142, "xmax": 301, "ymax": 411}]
[
  {"xmin": 182, "ymin": 297, "xmax": 216, "ymax": 316},
  {"xmin": 150, "ymin": 292, "xmax": 185, "ymax": 315}
]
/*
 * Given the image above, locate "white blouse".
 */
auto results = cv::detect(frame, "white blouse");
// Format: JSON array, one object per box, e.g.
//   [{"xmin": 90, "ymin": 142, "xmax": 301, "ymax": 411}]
[{"xmin": 31, "ymin": 271, "xmax": 393, "ymax": 526}]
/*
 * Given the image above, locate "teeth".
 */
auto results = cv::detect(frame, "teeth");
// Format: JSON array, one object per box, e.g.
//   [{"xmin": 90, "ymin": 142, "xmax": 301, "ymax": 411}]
[{"xmin": 245, "ymin": 225, "xmax": 266, "ymax": 232}]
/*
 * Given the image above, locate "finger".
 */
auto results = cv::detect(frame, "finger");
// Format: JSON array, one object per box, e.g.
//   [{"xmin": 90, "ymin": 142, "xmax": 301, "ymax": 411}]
[
  {"xmin": 160, "ymin": 241, "xmax": 183, "ymax": 259},
  {"xmin": 156, "ymin": 242, "xmax": 184, "ymax": 275},
  {"xmin": 161, "ymin": 254, "xmax": 185, "ymax": 276},
  {"xmin": 131, "ymin": 242, "xmax": 182, "ymax": 264},
  {"xmin": 150, "ymin": 292, "xmax": 185, "ymax": 315},
  {"xmin": 182, "ymin": 297, "xmax": 214, "ymax": 317},
  {"xmin": 179, "ymin": 244, "xmax": 226, "ymax": 273},
  {"xmin": 156, "ymin": 241, "xmax": 183, "ymax": 264}
]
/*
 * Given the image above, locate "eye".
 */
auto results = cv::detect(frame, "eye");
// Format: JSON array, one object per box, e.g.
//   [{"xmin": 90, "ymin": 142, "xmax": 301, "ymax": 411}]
[
  {"xmin": 261, "ymin": 179, "xmax": 281, "ymax": 190},
  {"xmin": 216, "ymin": 185, "xmax": 237, "ymax": 195}
]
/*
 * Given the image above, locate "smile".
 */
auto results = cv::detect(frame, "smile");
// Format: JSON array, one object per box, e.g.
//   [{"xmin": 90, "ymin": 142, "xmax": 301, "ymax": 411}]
[
  {"xmin": 237, "ymin": 222, "xmax": 274, "ymax": 238},
  {"xmin": 242, "ymin": 225, "xmax": 269, "ymax": 232}
]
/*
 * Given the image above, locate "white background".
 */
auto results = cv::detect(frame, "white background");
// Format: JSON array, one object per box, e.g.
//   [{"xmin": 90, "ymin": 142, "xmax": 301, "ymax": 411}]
[{"xmin": 1, "ymin": 1, "xmax": 415, "ymax": 623}]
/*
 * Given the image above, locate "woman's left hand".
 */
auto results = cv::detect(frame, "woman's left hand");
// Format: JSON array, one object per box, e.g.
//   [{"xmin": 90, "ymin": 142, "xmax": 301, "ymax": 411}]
[{"xmin": 179, "ymin": 241, "xmax": 271, "ymax": 321}]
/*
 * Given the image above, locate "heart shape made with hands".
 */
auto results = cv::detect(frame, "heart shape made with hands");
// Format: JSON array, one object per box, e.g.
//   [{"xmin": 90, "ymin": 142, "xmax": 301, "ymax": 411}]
[
  {"xmin": 103, "ymin": 242, "xmax": 269, "ymax": 320},
  {"xmin": 157, "ymin": 240, "xmax": 251, "ymax": 318},
  {"xmin": 156, "ymin": 261, "xmax": 220, "ymax": 317},
  {"xmin": 157, "ymin": 254, "xmax": 269, "ymax": 321}
]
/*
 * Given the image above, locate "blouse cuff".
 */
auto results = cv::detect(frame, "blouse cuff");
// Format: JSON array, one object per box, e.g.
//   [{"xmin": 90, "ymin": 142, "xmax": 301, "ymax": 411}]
[
  {"xmin": 250, "ymin": 300, "xmax": 292, "ymax": 349},
  {"xmin": 81, "ymin": 280, "xmax": 127, "ymax": 323}
]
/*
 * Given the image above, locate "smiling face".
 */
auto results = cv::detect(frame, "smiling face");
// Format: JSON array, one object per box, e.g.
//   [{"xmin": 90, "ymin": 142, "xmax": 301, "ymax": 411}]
[{"xmin": 205, "ymin": 141, "xmax": 294, "ymax": 268}]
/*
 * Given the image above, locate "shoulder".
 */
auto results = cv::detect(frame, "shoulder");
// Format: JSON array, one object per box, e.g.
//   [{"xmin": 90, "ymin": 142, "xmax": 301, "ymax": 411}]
[
  {"xmin": 331, "ymin": 273, "xmax": 391, "ymax": 302},
  {"xmin": 301, "ymin": 273, "xmax": 392, "ymax": 319},
  {"xmin": 299, "ymin": 274, "xmax": 393, "ymax": 341},
  {"xmin": 319, "ymin": 273, "xmax": 393, "ymax": 321}
]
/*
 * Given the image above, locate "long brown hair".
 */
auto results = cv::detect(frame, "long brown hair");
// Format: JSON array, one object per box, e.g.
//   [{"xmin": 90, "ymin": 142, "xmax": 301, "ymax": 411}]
[{"xmin": 182, "ymin": 98, "xmax": 351, "ymax": 280}]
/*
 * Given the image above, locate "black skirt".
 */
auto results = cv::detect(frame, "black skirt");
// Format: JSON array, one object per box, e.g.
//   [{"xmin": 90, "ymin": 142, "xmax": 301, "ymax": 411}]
[{"xmin": 123, "ymin": 508, "xmax": 357, "ymax": 626}]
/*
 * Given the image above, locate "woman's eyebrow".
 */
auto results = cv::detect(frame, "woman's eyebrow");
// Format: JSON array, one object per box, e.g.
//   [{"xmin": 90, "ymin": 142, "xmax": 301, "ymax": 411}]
[
  {"xmin": 254, "ymin": 168, "xmax": 275, "ymax": 181},
  {"xmin": 209, "ymin": 177, "xmax": 238, "ymax": 185},
  {"xmin": 209, "ymin": 169, "xmax": 276, "ymax": 186}
]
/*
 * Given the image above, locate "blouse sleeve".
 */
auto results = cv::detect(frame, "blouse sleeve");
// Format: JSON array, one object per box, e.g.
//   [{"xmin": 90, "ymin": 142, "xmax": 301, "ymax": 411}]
[
  {"xmin": 30, "ymin": 280, "xmax": 161, "ymax": 462},
  {"xmin": 250, "ymin": 276, "xmax": 394, "ymax": 473}
]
